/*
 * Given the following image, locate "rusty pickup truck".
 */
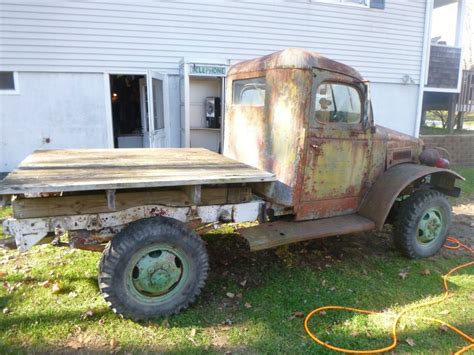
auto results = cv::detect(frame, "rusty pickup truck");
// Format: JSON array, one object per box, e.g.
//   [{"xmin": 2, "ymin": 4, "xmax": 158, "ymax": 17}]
[{"xmin": 0, "ymin": 48, "xmax": 463, "ymax": 320}]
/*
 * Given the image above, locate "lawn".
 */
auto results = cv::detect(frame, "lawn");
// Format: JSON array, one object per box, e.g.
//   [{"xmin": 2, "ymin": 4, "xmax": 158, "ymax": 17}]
[
  {"xmin": 0, "ymin": 168, "xmax": 473, "ymax": 353},
  {"xmin": 420, "ymin": 126, "xmax": 474, "ymax": 135}
]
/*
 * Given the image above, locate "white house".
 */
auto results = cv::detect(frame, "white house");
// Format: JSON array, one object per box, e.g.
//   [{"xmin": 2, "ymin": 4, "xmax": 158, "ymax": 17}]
[{"xmin": 0, "ymin": 0, "xmax": 467, "ymax": 172}]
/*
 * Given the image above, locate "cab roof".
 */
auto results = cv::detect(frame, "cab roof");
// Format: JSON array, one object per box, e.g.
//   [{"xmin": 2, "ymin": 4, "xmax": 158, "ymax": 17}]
[{"xmin": 228, "ymin": 48, "xmax": 364, "ymax": 81}]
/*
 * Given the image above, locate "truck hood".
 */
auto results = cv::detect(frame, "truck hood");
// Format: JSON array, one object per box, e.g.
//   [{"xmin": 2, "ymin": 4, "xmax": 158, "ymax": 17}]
[
  {"xmin": 374, "ymin": 125, "xmax": 423, "ymax": 167},
  {"xmin": 375, "ymin": 125, "xmax": 422, "ymax": 147}
]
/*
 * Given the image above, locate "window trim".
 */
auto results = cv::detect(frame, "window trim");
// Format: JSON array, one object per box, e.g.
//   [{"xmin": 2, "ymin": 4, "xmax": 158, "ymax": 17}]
[
  {"xmin": 312, "ymin": 0, "xmax": 370, "ymax": 9},
  {"xmin": 0, "ymin": 71, "xmax": 20, "ymax": 95},
  {"xmin": 314, "ymin": 81, "xmax": 364, "ymax": 125}
]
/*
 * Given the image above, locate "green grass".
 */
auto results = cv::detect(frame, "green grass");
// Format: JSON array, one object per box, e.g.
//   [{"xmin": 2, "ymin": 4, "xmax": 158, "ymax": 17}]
[
  {"xmin": 0, "ymin": 167, "xmax": 473, "ymax": 353},
  {"xmin": 420, "ymin": 126, "xmax": 474, "ymax": 135},
  {"xmin": 455, "ymin": 166, "xmax": 474, "ymax": 198}
]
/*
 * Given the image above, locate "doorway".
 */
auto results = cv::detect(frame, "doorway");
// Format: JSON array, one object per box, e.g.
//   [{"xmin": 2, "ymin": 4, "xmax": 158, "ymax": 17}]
[
  {"xmin": 110, "ymin": 74, "xmax": 145, "ymax": 148},
  {"xmin": 109, "ymin": 72, "xmax": 169, "ymax": 148}
]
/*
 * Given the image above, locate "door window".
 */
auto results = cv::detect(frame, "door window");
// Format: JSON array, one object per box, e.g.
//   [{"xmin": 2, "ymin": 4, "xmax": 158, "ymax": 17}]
[
  {"xmin": 315, "ymin": 83, "xmax": 362, "ymax": 124},
  {"xmin": 152, "ymin": 78, "xmax": 165, "ymax": 130}
]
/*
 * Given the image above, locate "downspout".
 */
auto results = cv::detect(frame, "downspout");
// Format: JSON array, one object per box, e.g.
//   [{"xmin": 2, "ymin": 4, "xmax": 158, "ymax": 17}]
[{"xmin": 414, "ymin": 0, "xmax": 433, "ymax": 137}]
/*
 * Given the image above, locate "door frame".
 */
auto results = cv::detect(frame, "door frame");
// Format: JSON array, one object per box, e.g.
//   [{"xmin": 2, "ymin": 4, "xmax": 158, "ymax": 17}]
[
  {"xmin": 104, "ymin": 70, "xmax": 170, "ymax": 148},
  {"xmin": 179, "ymin": 59, "xmax": 228, "ymax": 148}
]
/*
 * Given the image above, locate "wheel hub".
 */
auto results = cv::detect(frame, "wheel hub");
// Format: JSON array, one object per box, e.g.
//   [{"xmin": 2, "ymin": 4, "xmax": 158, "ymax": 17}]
[
  {"xmin": 417, "ymin": 208, "xmax": 443, "ymax": 244},
  {"xmin": 131, "ymin": 250, "xmax": 183, "ymax": 296}
]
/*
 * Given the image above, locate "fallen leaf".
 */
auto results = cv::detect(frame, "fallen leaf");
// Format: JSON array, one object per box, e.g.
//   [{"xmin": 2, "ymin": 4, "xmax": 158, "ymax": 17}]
[
  {"xmin": 51, "ymin": 282, "xmax": 61, "ymax": 294},
  {"xmin": 2, "ymin": 307, "xmax": 10, "ymax": 314},
  {"xmin": 240, "ymin": 279, "xmax": 247, "ymax": 287},
  {"xmin": 110, "ymin": 338, "xmax": 120, "ymax": 350},
  {"xmin": 399, "ymin": 271, "xmax": 409, "ymax": 280},
  {"xmin": 190, "ymin": 328, "xmax": 196, "ymax": 337},
  {"xmin": 439, "ymin": 324, "xmax": 449, "ymax": 333},
  {"xmin": 226, "ymin": 292, "xmax": 235, "ymax": 299},
  {"xmin": 420, "ymin": 269, "xmax": 431, "ymax": 276},
  {"xmin": 439, "ymin": 310, "xmax": 450, "ymax": 315},
  {"xmin": 244, "ymin": 302, "xmax": 252, "ymax": 309},
  {"xmin": 468, "ymin": 293, "xmax": 474, "ymax": 301},
  {"xmin": 319, "ymin": 310, "xmax": 327, "ymax": 316},
  {"xmin": 292, "ymin": 311, "xmax": 305, "ymax": 318},
  {"xmin": 406, "ymin": 337, "xmax": 415, "ymax": 347},
  {"xmin": 38, "ymin": 280, "xmax": 51, "ymax": 288},
  {"xmin": 222, "ymin": 319, "xmax": 232, "ymax": 326},
  {"xmin": 81, "ymin": 310, "xmax": 94, "ymax": 319},
  {"xmin": 68, "ymin": 291, "xmax": 78, "ymax": 298},
  {"xmin": 0, "ymin": 271, "xmax": 7, "ymax": 277}
]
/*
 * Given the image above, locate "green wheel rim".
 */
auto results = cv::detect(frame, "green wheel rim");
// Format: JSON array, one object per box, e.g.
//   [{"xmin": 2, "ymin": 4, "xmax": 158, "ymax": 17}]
[
  {"xmin": 416, "ymin": 207, "xmax": 444, "ymax": 246},
  {"xmin": 126, "ymin": 244, "xmax": 189, "ymax": 303}
]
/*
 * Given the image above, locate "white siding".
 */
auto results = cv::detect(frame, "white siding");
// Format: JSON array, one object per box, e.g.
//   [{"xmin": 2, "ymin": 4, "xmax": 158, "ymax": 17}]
[
  {"xmin": 0, "ymin": 72, "xmax": 109, "ymax": 171},
  {"xmin": 0, "ymin": 0, "xmax": 426, "ymax": 84}
]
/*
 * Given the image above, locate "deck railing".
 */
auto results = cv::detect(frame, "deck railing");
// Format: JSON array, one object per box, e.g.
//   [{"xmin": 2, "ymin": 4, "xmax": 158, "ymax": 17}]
[{"xmin": 457, "ymin": 69, "xmax": 474, "ymax": 113}]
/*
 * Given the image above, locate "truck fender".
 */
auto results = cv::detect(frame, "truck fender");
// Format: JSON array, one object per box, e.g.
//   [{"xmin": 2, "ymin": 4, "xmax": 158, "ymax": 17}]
[{"xmin": 358, "ymin": 163, "xmax": 464, "ymax": 230}]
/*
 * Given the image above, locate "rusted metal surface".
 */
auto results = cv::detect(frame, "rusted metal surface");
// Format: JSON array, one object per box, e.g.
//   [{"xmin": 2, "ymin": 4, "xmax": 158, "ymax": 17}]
[
  {"xmin": 359, "ymin": 164, "xmax": 464, "ymax": 230},
  {"xmin": 227, "ymin": 48, "xmax": 364, "ymax": 81},
  {"xmin": 224, "ymin": 67, "xmax": 310, "ymax": 207},
  {"xmin": 69, "ymin": 230, "xmax": 111, "ymax": 252},
  {"xmin": 3, "ymin": 200, "xmax": 263, "ymax": 252},
  {"xmin": 240, "ymin": 214, "xmax": 375, "ymax": 251},
  {"xmin": 225, "ymin": 48, "xmax": 460, "ymax": 225}
]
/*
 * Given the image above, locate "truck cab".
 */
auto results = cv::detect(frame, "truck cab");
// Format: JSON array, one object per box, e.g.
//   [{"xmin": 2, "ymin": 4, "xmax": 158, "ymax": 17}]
[{"xmin": 225, "ymin": 48, "xmax": 457, "ymax": 223}]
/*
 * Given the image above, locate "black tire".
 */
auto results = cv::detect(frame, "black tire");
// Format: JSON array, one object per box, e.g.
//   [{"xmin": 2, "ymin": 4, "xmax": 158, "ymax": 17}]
[
  {"xmin": 394, "ymin": 189, "xmax": 451, "ymax": 259},
  {"xmin": 98, "ymin": 217, "xmax": 209, "ymax": 320}
]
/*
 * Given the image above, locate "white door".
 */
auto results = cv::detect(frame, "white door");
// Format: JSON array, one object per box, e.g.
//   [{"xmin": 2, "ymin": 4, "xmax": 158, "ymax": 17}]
[
  {"xmin": 148, "ymin": 71, "xmax": 169, "ymax": 147},
  {"xmin": 140, "ymin": 71, "xmax": 169, "ymax": 148}
]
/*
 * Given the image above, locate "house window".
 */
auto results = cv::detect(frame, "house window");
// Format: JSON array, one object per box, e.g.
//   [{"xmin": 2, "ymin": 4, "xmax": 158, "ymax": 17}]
[
  {"xmin": 233, "ymin": 77, "xmax": 266, "ymax": 106},
  {"xmin": 315, "ymin": 0, "xmax": 370, "ymax": 7},
  {"xmin": 315, "ymin": 83, "xmax": 362, "ymax": 124},
  {"xmin": 313, "ymin": 0, "xmax": 384, "ymax": 9},
  {"xmin": 0, "ymin": 72, "xmax": 19, "ymax": 94}
]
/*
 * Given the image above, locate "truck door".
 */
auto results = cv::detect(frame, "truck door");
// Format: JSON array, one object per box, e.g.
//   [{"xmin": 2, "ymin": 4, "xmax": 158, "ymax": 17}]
[{"xmin": 298, "ymin": 70, "xmax": 371, "ymax": 220}]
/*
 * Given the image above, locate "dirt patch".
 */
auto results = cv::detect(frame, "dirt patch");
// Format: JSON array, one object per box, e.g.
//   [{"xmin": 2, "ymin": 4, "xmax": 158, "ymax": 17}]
[
  {"xmin": 203, "ymin": 200, "xmax": 473, "ymax": 288},
  {"xmin": 448, "ymin": 201, "xmax": 474, "ymax": 254}
]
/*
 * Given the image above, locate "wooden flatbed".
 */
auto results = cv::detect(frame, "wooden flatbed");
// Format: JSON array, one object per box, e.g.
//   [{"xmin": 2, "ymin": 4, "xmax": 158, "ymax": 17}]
[{"xmin": 0, "ymin": 148, "xmax": 276, "ymax": 195}]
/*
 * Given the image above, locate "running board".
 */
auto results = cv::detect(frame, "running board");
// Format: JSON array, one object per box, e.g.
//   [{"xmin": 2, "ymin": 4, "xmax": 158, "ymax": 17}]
[{"xmin": 239, "ymin": 214, "xmax": 375, "ymax": 251}]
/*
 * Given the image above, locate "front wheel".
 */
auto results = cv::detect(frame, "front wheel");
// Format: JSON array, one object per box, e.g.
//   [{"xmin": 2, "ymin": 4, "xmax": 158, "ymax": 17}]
[
  {"xmin": 394, "ymin": 190, "xmax": 451, "ymax": 259},
  {"xmin": 98, "ymin": 217, "xmax": 209, "ymax": 320}
]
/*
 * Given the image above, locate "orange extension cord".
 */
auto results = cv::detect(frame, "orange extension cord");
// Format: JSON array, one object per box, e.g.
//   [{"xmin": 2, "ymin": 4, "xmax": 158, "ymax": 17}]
[{"xmin": 304, "ymin": 236, "xmax": 474, "ymax": 354}]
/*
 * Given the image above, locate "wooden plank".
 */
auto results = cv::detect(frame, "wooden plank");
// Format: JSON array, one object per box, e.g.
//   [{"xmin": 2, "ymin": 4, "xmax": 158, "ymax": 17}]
[
  {"xmin": 12, "ymin": 186, "xmax": 253, "ymax": 219},
  {"xmin": 239, "ymin": 214, "xmax": 375, "ymax": 251},
  {"xmin": 0, "ymin": 148, "xmax": 276, "ymax": 195},
  {"xmin": 181, "ymin": 185, "xmax": 201, "ymax": 205}
]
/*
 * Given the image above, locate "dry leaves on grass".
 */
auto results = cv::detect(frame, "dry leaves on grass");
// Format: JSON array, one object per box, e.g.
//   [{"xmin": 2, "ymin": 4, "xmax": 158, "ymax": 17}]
[
  {"xmin": 406, "ymin": 337, "xmax": 416, "ymax": 347},
  {"xmin": 288, "ymin": 311, "xmax": 305, "ymax": 320},
  {"xmin": 51, "ymin": 282, "xmax": 61, "ymax": 294},
  {"xmin": 420, "ymin": 268, "xmax": 431, "ymax": 276},
  {"xmin": 399, "ymin": 271, "xmax": 409, "ymax": 280}
]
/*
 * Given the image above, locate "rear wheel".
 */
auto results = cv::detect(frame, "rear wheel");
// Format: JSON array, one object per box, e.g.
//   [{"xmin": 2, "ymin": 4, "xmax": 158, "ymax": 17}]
[
  {"xmin": 394, "ymin": 190, "xmax": 451, "ymax": 259},
  {"xmin": 99, "ymin": 217, "xmax": 209, "ymax": 320}
]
